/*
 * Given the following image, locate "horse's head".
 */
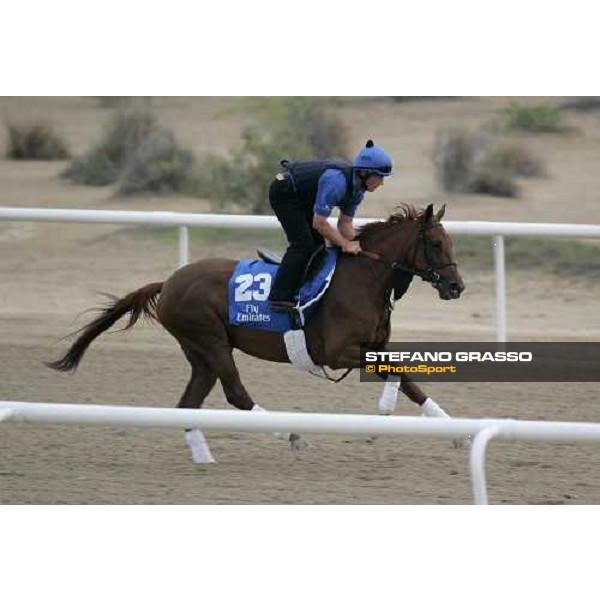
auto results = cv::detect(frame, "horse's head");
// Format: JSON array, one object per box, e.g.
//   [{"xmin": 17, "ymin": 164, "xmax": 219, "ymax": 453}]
[
  {"xmin": 358, "ymin": 203, "xmax": 465, "ymax": 301},
  {"xmin": 414, "ymin": 203, "xmax": 465, "ymax": 300}
]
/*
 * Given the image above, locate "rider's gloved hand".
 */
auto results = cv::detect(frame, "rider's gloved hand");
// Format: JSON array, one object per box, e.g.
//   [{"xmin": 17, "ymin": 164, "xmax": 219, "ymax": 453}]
[
  {"xmin": 342, "ymin": 240, "xmax": 361, "ymax": 254},
  {"xmin": 342, "ymin": 240, "xmax": 361, "ymax": 255}
]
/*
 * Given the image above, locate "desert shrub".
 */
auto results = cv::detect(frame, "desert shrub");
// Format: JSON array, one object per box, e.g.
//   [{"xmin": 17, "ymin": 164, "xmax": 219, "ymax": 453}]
[
  {"xmin": 433, "ymin": 128, "xmax": 475, "ymax": 192},
  {"xmin": 482, "ymin": 141, "xmax": 544, "ymax": 177},
  {"xmin": 95, "ymin": 97, "xmax": 153, "ymax": 109},
  {"xmin": 62, "ymin": 110, "xmax": 193, "ymax": 195},
  {"xmin": 560, "ymin": 97, "xmax": 600, "ymax": 113},
  {"xmin": 389, "ymin": 96, "xmax": 459, "ymax": 103},
  {"xmin": 503, "ymin": 102, "xmax": 565, "ymax": 132},
  {"xmin": 433, "ymin": 128, "xmax": 543, "ymax": 198},
  {"xmin": 63, "ymin": 110, "xmax": 158, "ymax": 185},
  {"xmin": 194, "ymin": 97, "xmax": 350, "ymax": 214},
  {"xmin": 433, "ymin": 128, "xmax": 494, "ymax": 193},
  {"xmin": 119, "ymin": 129, "xmax": 195, "ymax": 196},
  {"xmin": 468, "ymin": 168, "xmax": 519, "ymax": 198},
  {"xmin": 6, "ymin": 121, "xmax": 70, "ymax": 160},
  {"xmin": 95, "ymin": 97, "xmax": 132, "ymax": 108},
  {"xmin": 63, "ymin": 150, "xmax": 121, "ymax": 186}
]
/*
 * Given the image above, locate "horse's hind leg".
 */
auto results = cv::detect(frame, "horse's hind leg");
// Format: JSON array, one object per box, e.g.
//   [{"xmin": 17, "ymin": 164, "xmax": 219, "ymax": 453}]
[
  {"xmin": 179, "ymin": 347, "xmax": 218, "ymax": 464},
  {"xmin": 203, "ymin": 344, "xmax": 308, "ymax": 451}
]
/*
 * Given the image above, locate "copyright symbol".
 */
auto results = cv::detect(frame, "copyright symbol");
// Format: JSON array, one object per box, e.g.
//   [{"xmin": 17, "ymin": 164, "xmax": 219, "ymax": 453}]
[{"xmin": 365, "ymin": 365, "xmax": 375, "ymax": 373}]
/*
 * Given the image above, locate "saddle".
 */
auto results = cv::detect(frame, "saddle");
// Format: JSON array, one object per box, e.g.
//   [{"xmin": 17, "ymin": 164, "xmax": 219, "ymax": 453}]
[
  {"xmin": 257, "ymin": 248, "xmax": 282, "ymax": 265},
  {"xmin": 257, "ymin": 245, "xmax": 327, "ymax": 280}
]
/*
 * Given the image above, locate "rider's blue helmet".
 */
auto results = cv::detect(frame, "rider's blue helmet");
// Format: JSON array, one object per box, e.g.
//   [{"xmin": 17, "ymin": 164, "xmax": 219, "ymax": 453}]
[{"xmin": 354, "ymin": 139, "xmax": 393, "ymax": 177}]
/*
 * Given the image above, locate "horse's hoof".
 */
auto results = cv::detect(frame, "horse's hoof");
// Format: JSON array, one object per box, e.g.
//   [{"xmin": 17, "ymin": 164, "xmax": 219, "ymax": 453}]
[
  {"xmin": 191, "ymin": 456, "xmax": 216, "ymax": 464},
  {"xmin": 289, "ymin": 434, "xmax": 310, "ymax": 451}
]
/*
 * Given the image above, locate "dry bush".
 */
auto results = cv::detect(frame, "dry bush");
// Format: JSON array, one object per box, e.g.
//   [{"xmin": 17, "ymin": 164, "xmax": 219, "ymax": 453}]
[
  {"xmin": 389, "ymin": 96, "xmax": 460, "ymax": 103},
  {"xmin": 433, "ymin": 128, "xmax": 491, "ymax": 193},
  {"xmin": 468, "ymin": 168, "xmax": 519, "ymax": 197},
  {"xmin": 433, "ymin": 128, "xmax": 544, "ymax": 198},
  {"xmin": 503, "ymin": 102, "xmax": 566, "ymax": 133},
  {"xmin": 63, "ymin": 111, "xmax": 158, "ymax": 185},
  {"xmin": 560, "ymin": 97, "xmax": 600, "ymax": 113},
  {"xmin": 62, "ymin": 110, "xmax": 193, "ymax": 196},
  {"xmin": 95, "ymin": 97, "xmax": 152, "ymax": 109},
  {"xmin": 118, "ymin": 130, "xmax": 195, "ymax": 196},
  {"xmin": 483, "ymin": 142, "xmax": 544, "ymax": 178},
  {"xmin": 194, "ymin": 97, "xmax": 350, "ymax": 214},
  {"xmin": 6, "ymin": 121, "xmax": 70, "ymax": 160},
  {"xmin": 95, "ymin": 97, "xmax": 132, "ymax": 108}
]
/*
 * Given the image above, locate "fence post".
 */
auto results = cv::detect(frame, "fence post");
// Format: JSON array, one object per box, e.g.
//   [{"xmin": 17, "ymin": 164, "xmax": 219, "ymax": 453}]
[
  {"xmin": 493, "ymin": 235, "xmax": 506, "ymax": 342},
  {"xmin": 470, "ymin": 425, "xmax": 501, "ymax": 504},
  {"xmin": 178, "ymin": 226, "xmax": 189, "ymax": 268}
]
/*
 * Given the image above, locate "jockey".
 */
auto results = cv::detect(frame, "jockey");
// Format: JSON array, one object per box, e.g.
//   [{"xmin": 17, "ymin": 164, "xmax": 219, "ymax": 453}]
[{"xmin": 268, "ymin": 139, "xmax": 393, "ymax": 312}]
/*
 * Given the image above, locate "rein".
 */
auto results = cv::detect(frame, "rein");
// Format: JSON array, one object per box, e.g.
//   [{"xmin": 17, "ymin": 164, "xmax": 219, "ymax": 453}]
[{"xmin": 359, "ymin": 223, "xmax": 456, "ymax": 286}]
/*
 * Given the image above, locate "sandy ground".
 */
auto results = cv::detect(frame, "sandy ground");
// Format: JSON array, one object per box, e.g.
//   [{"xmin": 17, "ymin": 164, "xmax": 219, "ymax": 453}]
[{"xmin": 1, "ymin": 97, "xmax": 599, "ymax": 504}]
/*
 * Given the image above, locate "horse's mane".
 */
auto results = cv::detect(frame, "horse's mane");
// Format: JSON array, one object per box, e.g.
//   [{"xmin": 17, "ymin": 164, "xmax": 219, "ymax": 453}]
[{"xmin": 357, "ymin": 203, "xmax": 424, "ymax": 242}]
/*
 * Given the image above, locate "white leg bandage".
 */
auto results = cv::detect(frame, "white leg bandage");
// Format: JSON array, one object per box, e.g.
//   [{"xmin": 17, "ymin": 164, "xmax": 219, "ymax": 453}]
[
  {"xmin": 421, "ymin": 397, "xmax": 451, "ymax": 419},
  {"xmin": 185, "ymin": 429, "xmax": 215, "ymax": 464},
  {"xmin": 378, "ymin": 376, "xmax": 401, "ymax": 415}
]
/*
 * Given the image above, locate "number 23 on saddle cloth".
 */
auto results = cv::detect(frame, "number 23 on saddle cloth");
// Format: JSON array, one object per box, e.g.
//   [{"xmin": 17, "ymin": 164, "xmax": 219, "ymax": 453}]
[{"xmin": 228, "ymin": 248, "xmax": 339, "ymax": 332}]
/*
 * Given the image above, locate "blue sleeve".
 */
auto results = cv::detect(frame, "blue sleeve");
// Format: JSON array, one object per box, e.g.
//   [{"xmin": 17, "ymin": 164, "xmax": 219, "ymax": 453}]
[
  {"xmin": 340, "ymin": 190, "xmax": 364, "ymax": 218},
  {"xmin": 313, "ymin": 170, "xmax": 347, "ymax": 217}
]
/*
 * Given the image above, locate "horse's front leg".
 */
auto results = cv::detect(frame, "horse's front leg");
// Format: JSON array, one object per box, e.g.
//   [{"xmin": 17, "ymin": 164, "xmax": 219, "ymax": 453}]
[
  {"xmin": 399, "ymin": 375, "xmax": 466, "ymax": 448},
  {"xmin": 373, "ymin": 374, "xmax": 450, "ymax": 417},
  {"xmin": 398, "ymin": 375, "xmax": 450, "ymax": 417},
  {"xmin": 325, "ymin": 344, "xmax": 402, "ymax": 416},
  {"xmin": 332, "ymin": 343, "xmax": 459, "ymax": 428}
]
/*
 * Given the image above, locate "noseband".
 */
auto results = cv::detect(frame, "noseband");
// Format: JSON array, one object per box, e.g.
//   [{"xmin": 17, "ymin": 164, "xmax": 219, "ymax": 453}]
[{"xmin": 360, "ymin": 222, "xmax": 456, "ymax": 289}]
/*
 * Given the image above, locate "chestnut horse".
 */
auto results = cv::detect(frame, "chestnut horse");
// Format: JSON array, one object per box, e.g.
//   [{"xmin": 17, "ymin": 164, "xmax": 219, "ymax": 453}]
[{"xmin": 47, "ymin": 203, "xmax": 465, "ymax": 462}]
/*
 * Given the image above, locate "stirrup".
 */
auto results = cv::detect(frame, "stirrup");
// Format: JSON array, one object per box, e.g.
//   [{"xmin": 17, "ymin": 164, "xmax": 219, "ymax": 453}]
[{"xmin": 268, "ymin": 300, "xmax": 297, "ymax": 313}]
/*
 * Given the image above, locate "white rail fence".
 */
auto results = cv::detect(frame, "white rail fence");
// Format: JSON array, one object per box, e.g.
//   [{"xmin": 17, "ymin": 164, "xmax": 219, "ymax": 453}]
[
  {"xmin": 2, "ymin": 206, "xmax": 599, "ymax": 342},
  {"xmin": 2, "ymin": 208, "xmax": 600, "ymax": 503},
  {"xmin": 3, "ymin": 401, "xmax": 600, "ymax": 504}
]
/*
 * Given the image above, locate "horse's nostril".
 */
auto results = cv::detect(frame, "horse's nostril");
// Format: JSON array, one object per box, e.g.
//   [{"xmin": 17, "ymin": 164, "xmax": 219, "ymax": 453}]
[{"xmin": 447, "ymin": 281, "xmax": 462, "ymax": 298}]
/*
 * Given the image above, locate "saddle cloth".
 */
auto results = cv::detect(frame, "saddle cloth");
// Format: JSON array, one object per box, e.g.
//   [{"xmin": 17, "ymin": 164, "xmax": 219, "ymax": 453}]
[{"xmin": 228, "ymin": 248, "xmax": 338, "ymax": 332}]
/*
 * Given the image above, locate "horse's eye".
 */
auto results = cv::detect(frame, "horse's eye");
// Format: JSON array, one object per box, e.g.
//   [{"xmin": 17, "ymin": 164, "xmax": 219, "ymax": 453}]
[{"xmin": 431, "ymin": 241, "xmax": 442, "ymax": 249}]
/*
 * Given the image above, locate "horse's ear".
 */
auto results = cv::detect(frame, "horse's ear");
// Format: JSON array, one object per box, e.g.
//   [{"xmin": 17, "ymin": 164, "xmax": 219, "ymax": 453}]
[
  {"xmin": 436, "ymin": 204, "xmax": 446, "ymax": 221},
  {"xmin": 424, "ymin": 204, "xmax": 434, "ymax": 224}
]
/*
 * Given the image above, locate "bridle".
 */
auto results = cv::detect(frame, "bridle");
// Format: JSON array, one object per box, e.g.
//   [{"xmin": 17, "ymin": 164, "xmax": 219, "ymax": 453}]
[
  {"xmin": 320, "ymin": 221, "xmax": 458, "ymax": 384},
  {"xmin": 359, "ymin": 221, "xmax": 457, "ymax": 289}
]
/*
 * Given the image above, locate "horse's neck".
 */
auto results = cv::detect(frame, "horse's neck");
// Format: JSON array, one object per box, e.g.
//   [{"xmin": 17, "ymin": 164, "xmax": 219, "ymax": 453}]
[
  {"xmin": 364, "ymin": 220, "xmax": 417, "ymax": 265},
  {"xmin": 356, "ymin": 221, "xmax": 418, "ymax": 304},
  {"xmin": 339, "ymin": 251, "xmax": 394, "ymax": 303}
]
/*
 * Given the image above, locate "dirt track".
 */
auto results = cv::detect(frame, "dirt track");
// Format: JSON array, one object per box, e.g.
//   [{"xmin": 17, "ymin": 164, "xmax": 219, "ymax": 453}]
[
  {"xmin": 1, "ymin": 97, "xmax": 600, "ymax": 504},
  {"xmin": 1, "ymin": 221, "xmax": 599, "ymax": 504}
]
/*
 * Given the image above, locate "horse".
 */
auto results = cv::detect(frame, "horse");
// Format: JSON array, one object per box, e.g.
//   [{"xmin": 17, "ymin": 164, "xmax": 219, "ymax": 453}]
[{"xmin": 47, "ymin": 203, "xmax": 465, "ymax": 463}]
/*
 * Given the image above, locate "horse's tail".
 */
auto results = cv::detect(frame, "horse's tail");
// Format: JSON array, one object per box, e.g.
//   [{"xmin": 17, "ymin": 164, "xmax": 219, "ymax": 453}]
[{"xmin": 46, "ymin": 282, "xmax": 163, "ymax": 372}]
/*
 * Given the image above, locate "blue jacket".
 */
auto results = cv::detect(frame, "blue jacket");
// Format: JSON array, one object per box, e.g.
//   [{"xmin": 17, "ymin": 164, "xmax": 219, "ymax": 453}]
[
  {"xmin": 284, "ymin": 159, "xmax": 365, "ymax": 218},
  {"xmin": 314, "ymin": 169, "xmax": 364, "ymax": 218}
]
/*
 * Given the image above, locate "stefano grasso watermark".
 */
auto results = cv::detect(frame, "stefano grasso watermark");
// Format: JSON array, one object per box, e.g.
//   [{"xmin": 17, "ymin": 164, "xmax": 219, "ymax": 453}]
[{"xmin": 359, "ymin": 343, "xmax": 600, "ymax": 382}]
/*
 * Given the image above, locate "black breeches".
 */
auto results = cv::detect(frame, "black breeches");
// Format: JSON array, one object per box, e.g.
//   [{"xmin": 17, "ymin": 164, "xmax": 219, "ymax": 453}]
[{"xmin": 268, "ymin": 178, "xmax": 324, "ymax": 302}]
